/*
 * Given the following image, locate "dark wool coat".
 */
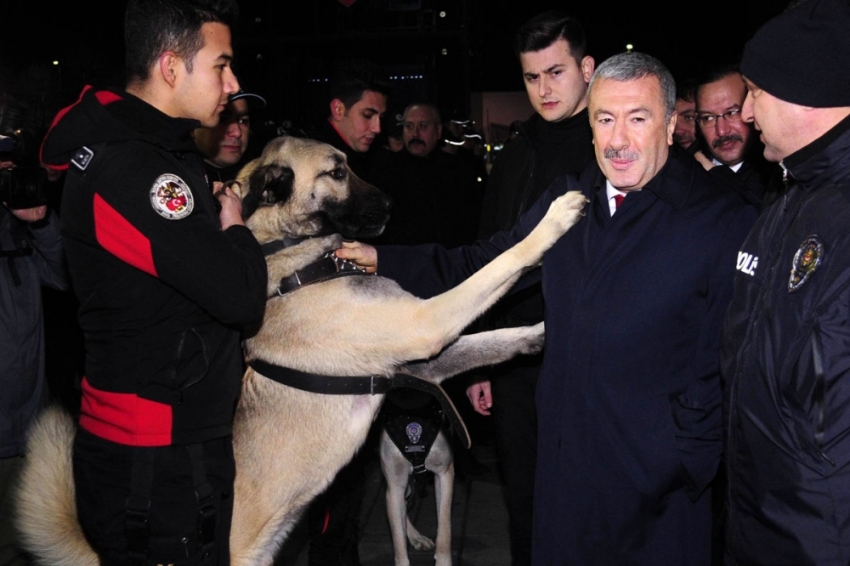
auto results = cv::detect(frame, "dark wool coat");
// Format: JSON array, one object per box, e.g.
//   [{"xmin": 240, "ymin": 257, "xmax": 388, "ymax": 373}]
[{"xmin": 379, "ymin": 149, "xmax": 757, "ymax": 565}]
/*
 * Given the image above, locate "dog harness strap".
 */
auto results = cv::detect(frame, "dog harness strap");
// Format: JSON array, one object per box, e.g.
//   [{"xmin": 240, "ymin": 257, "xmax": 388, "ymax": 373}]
[
  {"xmin": 125, "ymin": 447, "xmax": 154, "ymax": 564},
  {"xmin": 247, "ymin": 359, "xmax": 472, "ymax": 449},
  {"xmin": 381, "ymin": 396, "xmax": 444, "ymax": 473},
  {"xmin": 248, "ymin": 359, "xmax": 395, "ymax": 395}
]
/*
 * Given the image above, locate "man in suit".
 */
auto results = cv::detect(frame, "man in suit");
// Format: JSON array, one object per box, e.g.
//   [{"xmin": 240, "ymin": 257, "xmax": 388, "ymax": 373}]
[{"xmin": 336, "ymin": 52, "xmax": 757, "ymax": 565}]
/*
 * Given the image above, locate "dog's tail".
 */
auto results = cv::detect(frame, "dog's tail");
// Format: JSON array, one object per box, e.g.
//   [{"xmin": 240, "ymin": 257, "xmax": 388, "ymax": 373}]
[{"xmin": 15, "ymin": 405, "xmax": 98, "ymax": 566}]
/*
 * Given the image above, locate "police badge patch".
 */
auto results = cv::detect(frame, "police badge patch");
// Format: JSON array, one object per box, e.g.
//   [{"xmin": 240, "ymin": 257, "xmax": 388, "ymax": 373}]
[
  {"xmin": 405, "ymin": 422, "xmax": 423, "ymax": 445},
  {"xmin": 789, "ymin": 235, "xmax": 824, "ymax": 292},
  {"xmin": 150, "ymin": 174, "xmax": 194, "ymax": 220}
]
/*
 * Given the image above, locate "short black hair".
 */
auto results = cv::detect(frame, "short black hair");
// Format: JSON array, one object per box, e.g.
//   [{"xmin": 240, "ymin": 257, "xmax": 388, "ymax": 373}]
[
  {"xmin": 514, "ymin": 10, "xmax": 587, "ymax": 63},
  {"xmin": 124, "ymin": 0, "xmax": 239, "ymax": 86},
  {"xmin": 695, "ymin": 63, "xmax": 741, "ymax": 93},
  {"xmin": 328, "ymin": 59, "xmax": 391, "ymax": 110}
]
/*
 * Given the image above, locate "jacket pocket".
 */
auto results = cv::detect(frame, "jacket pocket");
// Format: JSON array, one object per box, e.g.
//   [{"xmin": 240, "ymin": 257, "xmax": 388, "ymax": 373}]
[{"xmin": 171, "ymin": 328, "xmax": 210, "ymax": 395}]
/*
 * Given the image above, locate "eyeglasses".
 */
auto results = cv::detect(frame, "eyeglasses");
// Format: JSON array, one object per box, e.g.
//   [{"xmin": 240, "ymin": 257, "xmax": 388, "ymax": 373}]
[{"xmin": 697, "ymin": 108, "xmax": 742, "ymax": 128}]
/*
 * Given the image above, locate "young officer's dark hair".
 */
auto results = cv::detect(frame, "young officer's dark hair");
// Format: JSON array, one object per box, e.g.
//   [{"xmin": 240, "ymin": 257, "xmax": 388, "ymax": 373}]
[
  {"xmin": 328, "ymin": 59, "xmax": 391, "ymax": 110},
  {"xmin": 514, "ymin": 11, "xmax": 587, "ymax": 64},
  {"xmin": 124, "ymin": 0, "xmax": 239, "ymax": 86}
]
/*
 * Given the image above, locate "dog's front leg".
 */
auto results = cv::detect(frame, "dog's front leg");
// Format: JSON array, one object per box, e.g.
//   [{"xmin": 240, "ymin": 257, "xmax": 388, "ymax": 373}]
[
  {"xmin": 264, "ymin": 234, "xmax": 343, "ymax": 296},
  {"xmin": 401, "ymin": 323, "xmax": 544, "ymax": 383},
  {"xmin": 412, "ymin": 191, "xmax": 586, "ymax": 347}
]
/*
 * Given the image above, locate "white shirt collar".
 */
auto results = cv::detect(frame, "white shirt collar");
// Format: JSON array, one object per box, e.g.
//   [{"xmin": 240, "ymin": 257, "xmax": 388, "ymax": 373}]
[
  {"xmin": 606, "ymin": 180, "xmax": 631, "ymax": 216},
  {"xmin": 711, "ymin": 157, "xmax": 744, "ymax": 173}
]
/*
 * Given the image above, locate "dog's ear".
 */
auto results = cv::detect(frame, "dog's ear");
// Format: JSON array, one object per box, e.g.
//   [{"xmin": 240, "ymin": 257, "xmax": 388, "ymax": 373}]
[{"xmin": 242, "ymin": 165, "xmax": 295, "ymax": 219}]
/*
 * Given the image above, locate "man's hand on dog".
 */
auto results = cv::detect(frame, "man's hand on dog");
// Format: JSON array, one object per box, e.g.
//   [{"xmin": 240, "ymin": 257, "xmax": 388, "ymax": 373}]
[
  {"xmin": 213, "ymin": 181, "xmax": 245, "ymax": 230},
  {"xmin": 466, "ymin": 380, "xmax": 493, "ymax": 416},
  {"xmin": 334, "ymin": 241, "xmax": 378, "ymax": 274}
]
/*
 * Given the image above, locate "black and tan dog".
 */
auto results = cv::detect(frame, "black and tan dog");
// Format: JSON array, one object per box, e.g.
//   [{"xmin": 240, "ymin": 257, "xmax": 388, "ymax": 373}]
[{"xmin": 15, "ymin": 136, "xmax": 587, "ymax": 566}]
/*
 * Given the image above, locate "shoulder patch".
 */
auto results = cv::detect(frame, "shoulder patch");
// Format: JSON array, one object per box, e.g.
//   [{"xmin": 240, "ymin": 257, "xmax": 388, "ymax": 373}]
[
  {"xmin": 149, "ymin": 174, "xmax": 194, "ymax": 220},
  {"xmin": 71, "ymin": 146, "xmax": 94, "ymax": 171}
]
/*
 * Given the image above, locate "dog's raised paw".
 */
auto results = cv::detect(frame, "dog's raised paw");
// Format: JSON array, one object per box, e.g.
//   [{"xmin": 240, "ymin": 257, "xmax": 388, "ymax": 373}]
[{"xmin": 548, "ymin": 190, "xmax": 589, "ymax": 230}]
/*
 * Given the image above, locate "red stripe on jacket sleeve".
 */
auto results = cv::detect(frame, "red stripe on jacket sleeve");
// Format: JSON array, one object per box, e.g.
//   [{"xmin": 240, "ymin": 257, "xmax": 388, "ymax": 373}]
[
  {"xmin": 79, "ymin": 377, "xmax": 173, "ymax": 446},
  {"xmin": 94, "ymin": 193, "xmax": 158, "ymax": 277}
]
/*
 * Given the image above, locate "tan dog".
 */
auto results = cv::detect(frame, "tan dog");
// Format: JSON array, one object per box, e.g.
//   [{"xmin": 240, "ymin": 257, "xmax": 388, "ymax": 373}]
[{"xmin": 15, "ymin": 136, "xmax": 587, "ymax": 566}]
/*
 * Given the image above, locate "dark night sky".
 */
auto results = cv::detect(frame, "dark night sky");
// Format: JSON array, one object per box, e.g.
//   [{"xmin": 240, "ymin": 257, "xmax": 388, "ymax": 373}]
[{"xmin": 7, "ymin": 0, "xmax": 786, "ymax": 128}]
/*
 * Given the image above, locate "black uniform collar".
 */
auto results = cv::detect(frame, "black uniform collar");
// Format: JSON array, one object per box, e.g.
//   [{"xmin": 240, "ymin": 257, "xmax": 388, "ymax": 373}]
[{"xmin": 783, "ymin": 113, "xmax": 850, "ymax": 190}]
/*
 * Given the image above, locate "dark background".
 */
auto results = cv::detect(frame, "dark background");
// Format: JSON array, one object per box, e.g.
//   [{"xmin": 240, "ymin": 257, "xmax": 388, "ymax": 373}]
[{"xmin": 5, "ymin": 0, "xmax": 786, "ymax": 136}]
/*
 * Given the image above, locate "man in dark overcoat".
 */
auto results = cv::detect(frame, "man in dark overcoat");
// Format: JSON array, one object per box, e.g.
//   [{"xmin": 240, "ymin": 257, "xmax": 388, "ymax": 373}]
[{"xmin": 337, "ymin": 52, "xmax": 757, "ymax": 565}]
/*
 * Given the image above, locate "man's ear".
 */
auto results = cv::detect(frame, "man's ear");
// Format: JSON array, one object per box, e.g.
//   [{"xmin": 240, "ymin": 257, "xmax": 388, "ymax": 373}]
[
  {"xmin": 159, "ymin": 51, "xmax": 180, "ymax": 88},
  {"xmin": 666, "ymin": 112, "xmax": 677, "ymax": 146},
  {"xmin": 581, "ymin": 56, "xmax": 595, "ymax": 84},
  {"xmin": 330, "ymin": 98, "xmax": 348, "ymax": 121}
]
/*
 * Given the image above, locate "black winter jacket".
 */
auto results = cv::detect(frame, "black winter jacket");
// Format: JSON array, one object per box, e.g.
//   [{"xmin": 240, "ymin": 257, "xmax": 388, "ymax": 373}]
[
  {"xmin": 477, "ymin": 110, "xmax": 592, "ymax": 325},
  {"xmin": 41, "ymin": 87, "xmax": 267, "ymax": 447},
  {"xmin": 723, "ymin": 114, "xmax": 850, "ymax": 565}
]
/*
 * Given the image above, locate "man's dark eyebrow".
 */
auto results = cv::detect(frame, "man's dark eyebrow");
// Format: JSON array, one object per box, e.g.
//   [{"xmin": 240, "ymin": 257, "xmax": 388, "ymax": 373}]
[{"xmin": 541, "ymin": 64, "xmax": 564, "ymax": 74}]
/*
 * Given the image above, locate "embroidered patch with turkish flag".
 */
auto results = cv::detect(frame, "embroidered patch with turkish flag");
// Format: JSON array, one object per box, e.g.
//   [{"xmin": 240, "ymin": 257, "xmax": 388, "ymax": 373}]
[{"xmin": 149, "ymin": 173, "xmax": 194, "ymax": 220}]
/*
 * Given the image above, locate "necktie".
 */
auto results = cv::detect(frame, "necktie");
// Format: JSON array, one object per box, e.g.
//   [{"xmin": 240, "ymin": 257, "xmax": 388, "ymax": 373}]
[{"xmin": 614, "ymin": 194, "xmax": 625, "ymax": 209}]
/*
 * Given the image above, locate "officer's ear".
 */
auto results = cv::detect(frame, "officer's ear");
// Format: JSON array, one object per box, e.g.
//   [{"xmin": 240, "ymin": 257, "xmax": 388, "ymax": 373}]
[{"xmin": 159, "ymin": 51, "xmax": 181, "ymax": 88}]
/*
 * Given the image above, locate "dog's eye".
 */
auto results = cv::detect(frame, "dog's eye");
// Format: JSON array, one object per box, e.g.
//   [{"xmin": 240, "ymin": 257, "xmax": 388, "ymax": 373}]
[{"xmin": 329, "ymin": 167, "xmax": 346, "ymax": 180}]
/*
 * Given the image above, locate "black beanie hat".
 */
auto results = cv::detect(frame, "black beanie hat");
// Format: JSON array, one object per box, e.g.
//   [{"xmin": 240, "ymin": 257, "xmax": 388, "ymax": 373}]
[{"xmin": 741, "ymin": 0, "xmax": 850, "ymax": 108}]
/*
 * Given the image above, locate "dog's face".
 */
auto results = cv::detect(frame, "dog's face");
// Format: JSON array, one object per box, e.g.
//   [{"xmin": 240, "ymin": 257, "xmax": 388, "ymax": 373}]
[{"xmin": 234, "ymin": 136, "xmax": 391, "ymax": 243}]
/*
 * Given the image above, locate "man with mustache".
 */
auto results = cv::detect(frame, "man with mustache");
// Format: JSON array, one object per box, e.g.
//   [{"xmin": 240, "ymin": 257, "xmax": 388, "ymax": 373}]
[
  {"xmin": 371, "ymin": 102, "xmax": 484, "ymax": 247},
  {"xmin": 694, "ymin": 66, "xmax": 781, "ymax": 207},
  {"xmin": 337, "ymin": 52, "xmax": 758, "ymax": 564},
  {"xmin": 402, "ymin": 103, "xmax": 442, "ymax": 158},
  {"xmin": 722, "ymin": 0, "xmax": 850, "ymax": 562}
]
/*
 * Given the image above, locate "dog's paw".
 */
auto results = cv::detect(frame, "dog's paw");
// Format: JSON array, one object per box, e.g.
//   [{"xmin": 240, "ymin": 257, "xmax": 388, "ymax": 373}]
[
  {"xmin": 542, "ymin": 190, "xmax": 589, "ymax": 235},
  {"xmin": 515, "ymin": 321, "xmax": 545, "ymax": 355},
  {"xmin": 407, "ymin": 531, "xmax": 435, "ymax": 551}
]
